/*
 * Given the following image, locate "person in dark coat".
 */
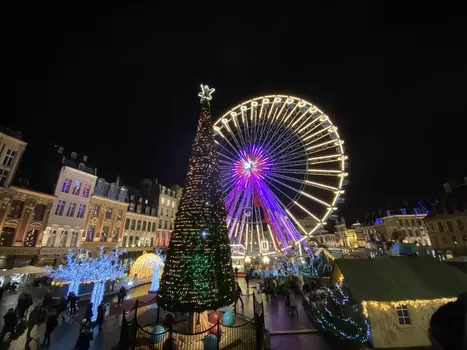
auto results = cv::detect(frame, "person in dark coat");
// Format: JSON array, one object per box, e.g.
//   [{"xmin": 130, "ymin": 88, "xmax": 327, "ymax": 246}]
[
  {"xmin": 0, "ymin": 308, "xmax": 17, "ymax": 341},
  {"xmin": 84, "ymin": 303, "xmax": 93, "ymax": 327},
  {"xmin": 57, "ymin": 296, "xmax": 68, "ymax": 322},
  {"xmin": 245, "ymin": 272, "xmax": 250, "ymax": 289},
  {"xmin": 95, "ymin": 301, "xmax": 106, "ymax": 330},
  {"xmin": 70, "ymin": 293, "xmax": 78, "ymax": 316},
  {"xmin": 117, "ymin": 286, "xmax": 126, "ymax": 306},
  {"xmin": 0, "ymin": 285, "xmax": 5, "ymax": 301},
  {"xmin": 74, "ymin": 326, "xmax": 93, "ymax": 350},
  {"xmin": 16, "ymin": 293, "xmax": 28, "ymax": 320},
  {"xmin": 42, "ymin": 314, "xmax": 58, "ymax": 347},
  {"xmin": 234, "ymin": 282, "xmax": 244, "ymax": 309}
]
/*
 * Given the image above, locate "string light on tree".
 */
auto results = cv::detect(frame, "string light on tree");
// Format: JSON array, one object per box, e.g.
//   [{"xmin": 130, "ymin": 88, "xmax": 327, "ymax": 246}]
[
  {"xmin": 86, "ymin": 246, "xmax": 126, "ymax": 321},
  {"xmin": 45, "ymin": 249, "xmax": 92, "ymax": 295},
  {"xmin": 157, "ymin": 84, "xmax": 235, "ymax": 327}
]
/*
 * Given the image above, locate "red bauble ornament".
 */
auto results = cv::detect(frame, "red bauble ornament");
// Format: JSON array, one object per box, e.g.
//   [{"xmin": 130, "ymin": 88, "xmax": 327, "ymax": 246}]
[
  {"xmin": 162, "ymin": 313, "xmax": 175, "ymax": 328},
  {"xmin": 208, "ymin": 311, "xmax": 222, "ymax": 324}
]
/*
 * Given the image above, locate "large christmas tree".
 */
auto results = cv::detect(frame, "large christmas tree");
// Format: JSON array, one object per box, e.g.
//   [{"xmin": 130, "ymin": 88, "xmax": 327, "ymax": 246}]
[{"xmin": 157, "ymin": 84, "xmax": 235, "ymax": 314}]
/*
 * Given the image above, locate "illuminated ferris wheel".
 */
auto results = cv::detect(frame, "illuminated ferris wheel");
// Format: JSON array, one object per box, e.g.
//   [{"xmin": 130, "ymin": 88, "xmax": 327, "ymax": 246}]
[{"xmin": 213, "ymin": 95, "xmax": 348, "ymax": 256}]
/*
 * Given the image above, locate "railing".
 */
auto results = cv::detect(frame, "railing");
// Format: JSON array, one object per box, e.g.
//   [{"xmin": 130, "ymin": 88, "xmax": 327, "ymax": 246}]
[{"xmin": 121, "ymin": 292, "xmax": 264, "ymax": 350}]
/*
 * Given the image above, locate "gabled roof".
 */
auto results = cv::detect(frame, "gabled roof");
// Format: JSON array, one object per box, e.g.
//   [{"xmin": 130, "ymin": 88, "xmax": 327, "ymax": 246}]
[{"xmin": 334, "ymin": 257, "xmax": 467, "ymax": 301}]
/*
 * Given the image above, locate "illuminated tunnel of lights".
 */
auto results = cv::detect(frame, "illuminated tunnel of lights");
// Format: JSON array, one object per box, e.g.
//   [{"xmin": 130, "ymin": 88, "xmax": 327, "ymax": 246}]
[{"xmin": 213, "ymin": 95, "xmax": 348, "ymax": 256}]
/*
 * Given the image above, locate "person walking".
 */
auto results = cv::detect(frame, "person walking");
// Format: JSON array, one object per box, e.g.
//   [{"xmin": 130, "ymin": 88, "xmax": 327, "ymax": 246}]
[
  {"xmin": 245, "ymin": 272, "xmax": 250, "ymax": 289},
  {"xmin": 0, "ymin": 308, "xmax": 17, "ymax": 341},
  {"xmin": 42, "ymin": 314, "xmax": 58, "ymax": 347},
  {"xmin": 234, "ymin": 282, "xmax": 244, "ymax": 310},
  {"xmin": 95, "ymin": 301, "xmax": 106, "ymax": 331},
  {"xmin": 70, "ymin": 292, "xmax": 78, "ymax": 316},
  {"xmin": 84, "ymin": 303, "xmax": 93, "ymax": 327},
  {"xmin": 117, "ymin": 285, "xmax": 126, "ymax": 306}
]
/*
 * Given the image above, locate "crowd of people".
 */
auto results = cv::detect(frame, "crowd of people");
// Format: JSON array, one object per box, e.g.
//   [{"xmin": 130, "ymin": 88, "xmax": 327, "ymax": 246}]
[{"xmin": 0, "ymin": 284, "xmax": 126, "ymax": 350}]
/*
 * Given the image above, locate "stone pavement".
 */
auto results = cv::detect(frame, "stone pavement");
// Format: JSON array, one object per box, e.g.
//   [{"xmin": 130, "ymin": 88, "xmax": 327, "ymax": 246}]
[{"xmin": 0, "ymin": 281, "xmax": 331, "ymax": 350}]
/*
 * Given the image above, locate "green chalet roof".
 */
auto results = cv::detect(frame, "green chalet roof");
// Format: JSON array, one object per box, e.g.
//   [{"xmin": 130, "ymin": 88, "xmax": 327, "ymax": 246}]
[{"xmin": 334, "ymin": 257, "xmax": 467, "ymax": 302}]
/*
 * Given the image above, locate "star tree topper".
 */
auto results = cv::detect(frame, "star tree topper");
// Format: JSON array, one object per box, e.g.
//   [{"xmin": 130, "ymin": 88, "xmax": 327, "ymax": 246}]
[{"xmin": 198, "ymin": 84, "xmax": 215, "ymax": 103}]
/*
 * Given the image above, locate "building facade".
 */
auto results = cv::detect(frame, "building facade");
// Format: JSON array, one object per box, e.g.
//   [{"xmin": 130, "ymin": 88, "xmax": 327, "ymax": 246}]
[
  {"xmin": 42, "ymin": 161, "xmax": 97, "ymax": 249},
  {"xmin": 425, "ymin": 179, "xmax": 467, "ymax": 258},
  {"xmin": 0, "ymin": 127, "xmax": 56, "ymax": 269},
  {"xmin": 81, "ymin": 178, "xmax": 128, "ymax": 256},
  {"xmin": 359, "ymin": 208, "xmax": 432, "ymax": 254}
]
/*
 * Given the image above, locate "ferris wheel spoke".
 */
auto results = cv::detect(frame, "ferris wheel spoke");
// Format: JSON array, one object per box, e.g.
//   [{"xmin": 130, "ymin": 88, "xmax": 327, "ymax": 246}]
[
  {"xmin": 307, "ymin": 139, "xmax": 344, "ymax": 154},
  {"xmin": 308, "ymin": 154, "xmax": 348, "ymax": 166},
  {"xmin": 216, "ymin": 143, "xmax": 239, "ymax": 163}
]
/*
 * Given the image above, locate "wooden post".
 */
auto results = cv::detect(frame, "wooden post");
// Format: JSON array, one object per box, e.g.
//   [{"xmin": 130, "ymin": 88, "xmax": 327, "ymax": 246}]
[{"xmin": 188, "ymin": 312, "xmax": 197, "ymax": 334}]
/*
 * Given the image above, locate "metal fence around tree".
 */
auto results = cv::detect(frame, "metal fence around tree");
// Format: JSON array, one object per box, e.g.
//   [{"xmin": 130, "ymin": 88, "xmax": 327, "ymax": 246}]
[{"xmin": 119, "ymin": 292, "xmax": 265, "ymax": 350}]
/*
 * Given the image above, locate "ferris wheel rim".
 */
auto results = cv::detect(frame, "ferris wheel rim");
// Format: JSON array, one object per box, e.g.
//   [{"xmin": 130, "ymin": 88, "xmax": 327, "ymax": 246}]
[{"xmin": 214, "ymin": 94, "xmax": 348, "ymax": 252}]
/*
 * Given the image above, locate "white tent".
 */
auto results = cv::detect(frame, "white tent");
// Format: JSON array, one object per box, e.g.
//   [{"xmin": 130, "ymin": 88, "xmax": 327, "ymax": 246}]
[{"xmin": 0, "ymin": 266, "xmax": 47, "ymax": 277}]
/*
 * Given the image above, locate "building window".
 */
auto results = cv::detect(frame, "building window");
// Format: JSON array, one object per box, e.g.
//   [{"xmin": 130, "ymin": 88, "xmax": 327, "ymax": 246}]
[
  {"xmin": 105, "ymin": 208, "xmax": 112, "ymax": 220},
  {"xmin": 152, "ymin": 222, "xmax": 156, "ymax": 232},
  {"xmin": 131, "ymin": 219, "xmax": 136, "ymax": 230},
  {"xmin": 447, "ymin": 221, "xmax": 454, "ymax": 232},
  {"xmin": 452, "ymin": 236, "xmax": 459, "ymax": 246},
  {"xmin": 47, "ymin": 230, "xmax": 57, "ymax": 246},
  {"xmin": 463, "ymin": 235, "xmax": 467, "ymax": 246},
  {"xmin": 396, "ymin": 305, "xmax": 411, "ymax": 325},
  {"xmin": 137, "ymin": 220, "xmax": 141, "ymax": 231},
  {"xmin": 61, "ymin": 178, "xmax": 72, "ymax": 193},
  {"xmin": 457, "ymin": 220, "xmax": 464, "ymax": 231},
  {"xmin": 24, "ymin": 229, "xmax": 39, "ymax": 247},
  {"xmin": 8, "ymin": 200, "xmax": 24, "ymax": 218},
  {"xmin": 32, "ymin": 204, "xmax": 46, "ymax": 221},
  {"xmin": 77, "ymin": 204, "xmax": 86, "ymax": 219},
  {"xmin": 164, "ymin": 221, "xmax": 167, "ymax": 230},
  {"xmin": 161, "ymin": 197, "xmax": 164, "ymax": 204},
  {"xmin": 142, "ymin": 221, "xmax": 146, "ymax": 231},
  {"xmin": 172, "ymin": 201, "xmax": 175, "ymax": 208},
  {"xmin": 55, "ymin": 200, "xmax": 66, "ymax": 216},
  {"xmin": 112, "ymin": 228, "xmax": 119, "ymax": 242},
  {"xmin": 91, "ymin": 204, "xmax": 100, "ymax": 218},
  {"xmin": 116, "ymin": 209, "xmax": 122, "ymax": 221},
  {"xmin": 2, "ymin": 149, "xmax": 16, "ymax": 167},
  {"xmin": 122, "ymin": 236, "xmax": 127, "ymax": 247},
  {"xmin": 0, "ymin": 169, "xmax": 10, "ymax": 186},
  {"xmin": 101, "ymin": 226, "xmax": 109, "ymax": 242},
  {"xmin": 59, "ymin": 230, "xmax": 68, "ymax": 247},
  {"xmin": 66, "ymin": 202, "xmax": 77, "ymax": 217},
  {"xmin": 0, "ymin": 227, "xmax": 15, "ymax": 246},
  {"xmin": 86, "ymin": 225, "xmax": 95, "ymax": 242},
  {"xmin": 81, "ymin": 184, "xmax": 91, "ymax": 198},
  {"xmin": 71, "ymin": 231, "xmax": 79, "ymax": 247},
  {"xmin": 125, "ymin": 219, "xmax": 130, "ymax": 229},
  {"xmin": 72, "ymin": 180, "xmax": 81, "ymax": 196},
  {"xmin": 437, "ymin": 222, "xmax": 444, "ymax": 233}
]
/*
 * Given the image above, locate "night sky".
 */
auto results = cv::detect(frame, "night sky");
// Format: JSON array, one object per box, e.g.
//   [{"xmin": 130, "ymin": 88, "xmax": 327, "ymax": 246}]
[{"xmin": 13, "ymin": 3, "xmax": 466, "ymax": 221}]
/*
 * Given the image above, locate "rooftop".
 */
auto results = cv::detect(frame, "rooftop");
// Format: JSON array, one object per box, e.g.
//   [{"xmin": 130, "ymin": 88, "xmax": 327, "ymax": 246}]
[
  {"xmin": 0, "ymin": 125, "xmax": 25, "ymax": 141},
  {"xmin": 334, "ymin": 257, "xmax": 467, "ymax": 301}
]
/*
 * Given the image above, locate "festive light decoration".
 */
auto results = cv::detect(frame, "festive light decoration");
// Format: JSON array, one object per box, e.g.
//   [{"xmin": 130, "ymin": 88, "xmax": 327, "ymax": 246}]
[
  {"xmin": 129, "ymin": 251, "xmax": 165, "ymax": 291},
  {"xmin": 45, "ymin": 249, "xmax": 92, "ymax": 295},
  {"xmin": 157, "ymin": 85, "xmax": 235, "ymax": 313},
  {"xmin": 86, "ymin": 246, "xmax": 126, "ymax": 321},
  {"xmin": 361, "ymin": 298, "xmax": 457, "ymax": 317},
  {"xmin": 198, "ymin": 84, "xmax": 215, "ymax": 103},
  {"xmin": 150, "ymin": 251, "xmax": 166, "ymax": 293},
  {"xmin": 315, "ymin": 283, "xmax": 371, "ymax": 343},
  {"xmin": 213, "ymin": 95, "xmax": 348, "ymax": 254}
]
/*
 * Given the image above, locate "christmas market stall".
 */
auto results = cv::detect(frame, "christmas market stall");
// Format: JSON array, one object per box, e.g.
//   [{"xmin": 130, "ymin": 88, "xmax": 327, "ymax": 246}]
[{"xmin": 330, "ymin": 257, "xmax": 467, "ymax": 348}]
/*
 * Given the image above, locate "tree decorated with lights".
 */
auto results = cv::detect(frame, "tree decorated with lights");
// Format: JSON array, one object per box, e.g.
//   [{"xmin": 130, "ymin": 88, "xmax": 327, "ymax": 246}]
[
  {"xmin": 157, "ymin": 85, "xmax": 235, "ymax": 329},
  {"xmin": 45, "ymin": 248, "xmax": 91, "ymax": 295},
  {"xmin": 315, "ymin": 283, "xmax": 371, "ymax": 345},
  {"xmin": 87, "ymin": 246, "xmax": 126, "ymax": 321}
]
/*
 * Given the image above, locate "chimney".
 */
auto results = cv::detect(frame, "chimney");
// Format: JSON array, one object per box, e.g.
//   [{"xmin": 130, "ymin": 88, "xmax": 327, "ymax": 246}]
[
  {"xmin": 443, "ymin": 182, "xmax": 452, "ymax": 193},
  {"xmin": 71, "ymin": 152, "xmax": 77, "ymax": 160},
  {"xmin": 58, "ymin": 146, "xmax": 64, "ymax": 154},
  {"xmin": 83, "ymin": 155, "xmax": 88, "ymax": 162}
]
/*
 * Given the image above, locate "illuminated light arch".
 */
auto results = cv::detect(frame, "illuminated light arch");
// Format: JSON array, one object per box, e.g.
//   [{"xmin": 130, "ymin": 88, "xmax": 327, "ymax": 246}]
[
  {"xmin": 129, "ymin": 252, "xmax": 164, "ymax": 291},
  {"xmin": 214, "ymin": 95, "xmax": 348, "ymax": 255}
]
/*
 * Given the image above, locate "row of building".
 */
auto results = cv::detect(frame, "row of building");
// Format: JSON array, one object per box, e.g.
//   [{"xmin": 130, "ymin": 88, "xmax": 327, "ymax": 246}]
[
  {"xmin": 0, "ymin": 126, "xmax": 182, "ymax": 271},
  {"xmin": 300, "ymin": 177, "xmax": 467, "ymax": 260}
]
